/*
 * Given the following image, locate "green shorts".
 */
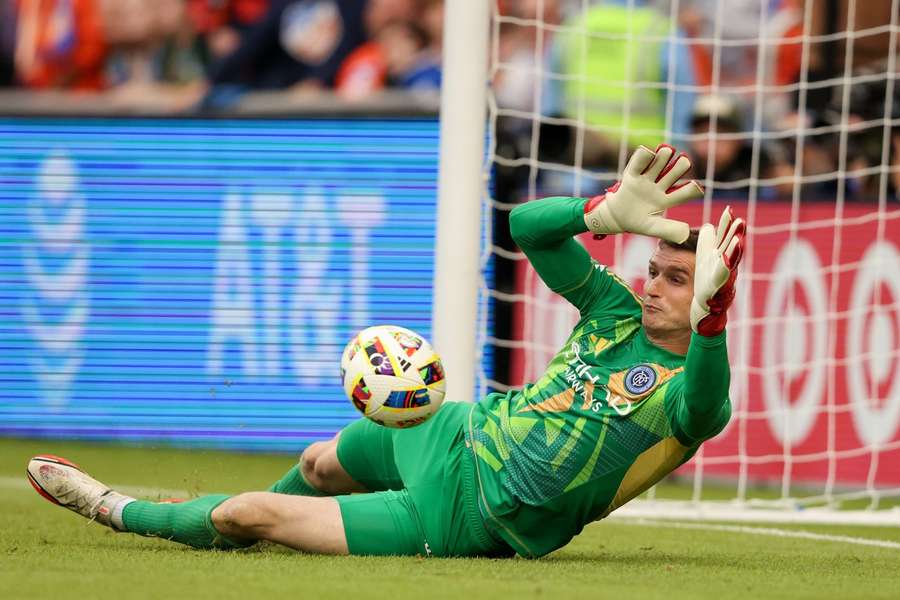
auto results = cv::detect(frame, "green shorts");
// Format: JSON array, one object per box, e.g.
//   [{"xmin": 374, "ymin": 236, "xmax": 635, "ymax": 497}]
[{"xmin": 335, "ymin": 401, "xmax": 512, "ymax": 558}]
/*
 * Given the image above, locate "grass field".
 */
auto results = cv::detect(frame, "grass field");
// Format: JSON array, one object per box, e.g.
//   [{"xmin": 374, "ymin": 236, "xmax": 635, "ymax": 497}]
[{"xmin": 2, "ymin": 437, "xmax": 899, "ymax": 600}]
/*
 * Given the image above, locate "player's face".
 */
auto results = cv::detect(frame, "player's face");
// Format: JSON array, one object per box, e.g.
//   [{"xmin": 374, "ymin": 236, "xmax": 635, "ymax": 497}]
[{"xmin": 642, "ymin": 244, "xmax": 695, "ymax": 335}]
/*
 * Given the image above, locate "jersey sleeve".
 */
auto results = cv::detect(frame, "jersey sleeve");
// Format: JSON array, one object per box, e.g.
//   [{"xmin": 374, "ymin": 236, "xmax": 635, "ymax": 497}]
[
  {"xmin": 509, "ymin": 196, "xmax": 642, "ymax": 318},
  {"xmin": 665, "ymin": 331, "xmax": 732, "ymax": 444}
]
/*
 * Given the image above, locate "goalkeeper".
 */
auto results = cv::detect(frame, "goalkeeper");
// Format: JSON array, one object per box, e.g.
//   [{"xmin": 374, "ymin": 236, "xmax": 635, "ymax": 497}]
[{"xmin": 26, "ymin": 144, "xmax": 745, "ymax": 559}]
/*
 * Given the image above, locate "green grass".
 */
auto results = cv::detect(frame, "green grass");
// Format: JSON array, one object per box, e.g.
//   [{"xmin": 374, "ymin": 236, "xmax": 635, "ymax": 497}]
[{"xmin": 2, "ymin": 438, "xmax": 899, "ymax": 600}]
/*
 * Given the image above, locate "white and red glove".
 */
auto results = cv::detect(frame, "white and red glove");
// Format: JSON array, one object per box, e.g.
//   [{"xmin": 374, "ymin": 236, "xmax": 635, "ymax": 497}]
[
  {"xmin": 583, "ymin": 144, "xmax": 704, "ymax": 244},
  {"xmin": 691, "ymin": 206, "xmax": 746, "ymax": 337}
]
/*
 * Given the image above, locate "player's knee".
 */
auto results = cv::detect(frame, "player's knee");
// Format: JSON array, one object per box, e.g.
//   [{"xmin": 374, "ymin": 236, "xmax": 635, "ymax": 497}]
[
  {"xmin": 212, "ymin": 493, "xmax": 274, "ymax": 536},
  {"xmin": 300, "ymin": 443, "xmax": 325, "ymax": 486},
  {"xmin": 311, "ymin": 454, "xmax": 338, "ymax": 484},
  {"xmin": 301, "ymin": 439, "xmax": 339, "ymax": 489}
]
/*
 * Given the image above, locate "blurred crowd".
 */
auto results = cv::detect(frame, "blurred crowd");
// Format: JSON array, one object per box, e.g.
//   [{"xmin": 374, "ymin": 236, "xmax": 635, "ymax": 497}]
[
  {"xmin": 0, "ymin": 0, "xmax": 444, "ymax": 107},
  {"xmin": 1, "ymin": 0, "xmax": 898, "ymax": 202},
  {"xmin": 493, "ymin": 0, "xmax": 900, "ymax": 203}
]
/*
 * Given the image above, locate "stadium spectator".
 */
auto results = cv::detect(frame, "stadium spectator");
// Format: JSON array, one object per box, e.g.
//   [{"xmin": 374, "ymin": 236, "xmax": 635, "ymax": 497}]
[
  {"xmin": 508, "ymin": 0, "xmax": 695, "ymax": 197},
  {"xmin": 488, "ymin": 1, "xmax": 575, "ymax": 200},
  {"xmin": 336, "ymin": 20, "xmax": 439, "ymax": 100},
  {"xmin": 378, "ymin": 21, "xmax": 438, "ymax": 90},
  {"xmin": 493, "ymin": 0, "xmax": 562, "ymax": 114},
  {"xmin": 200, "ymin": 0, "xmax": 368, "ymax": 108},
  {"xmin": 544, "ymin": 0, "xmax": 697, "ymax": 156},
  {"xmin": 777, "ymin": 123, "xmax": 840, "ymax": 202},
  {"xmin": 689, "ymin": 94, "xmax": 792, "ymax": 201},
  {"xmin": 832, "ymin": 64, "xmax": 900, "ymax": 202},
  {"xmin": 12, "ymin": 0, "xmax": 107, "ymax": 90},
  {"xmin": 99, "ymin": 0, "xmax": 156, "ymax": 87},
  {"xmin": 187, "ymin": 0, "xmax": 270, "ymax": 63},
  {"xmin": 418, "ymin": 0, "xmax": 442, "ymax": 55},
  {"xmin": 809, "ymin": 0, "xmax": 897, "ymax": 74},
  {"xmin": 101, "ymin": 0, "xmax": 207, "ymax": 109},
  {"xmin": 0, "ymin": 0, "xmax": 15, "ymax": 86},
  {"xmin": 363, "ymin": 0, "xmax": 417, "ymax": 34},
  {"xmin": 335, "ymin": 0, "xmax": 438, "ymax": 100},
  {"xmin": 678, "ymin": 0, "xmax": 803, "ymax": 127},
  {"xmin": 334, "ymin": 38, "xmax": 386, "ymax": 99},
  {"xmin": 152, "ymin": 0, "xmax": 207, "ymax": 85}
]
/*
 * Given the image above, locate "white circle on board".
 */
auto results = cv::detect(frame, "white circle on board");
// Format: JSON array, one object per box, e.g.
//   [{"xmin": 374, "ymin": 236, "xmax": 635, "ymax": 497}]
[
  {"xmin": 762, "ymin": 239, "xmax": 828, "ymax": 446},
  {"xmin": 847, "ymin": 241, "xmax": 900, "ymax": 447}
]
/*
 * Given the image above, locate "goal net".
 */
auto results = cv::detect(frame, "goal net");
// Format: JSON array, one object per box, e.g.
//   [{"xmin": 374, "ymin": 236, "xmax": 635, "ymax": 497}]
[{"xmin": 482, "ymin": 0, "xmax": 900, "ymax": 524}]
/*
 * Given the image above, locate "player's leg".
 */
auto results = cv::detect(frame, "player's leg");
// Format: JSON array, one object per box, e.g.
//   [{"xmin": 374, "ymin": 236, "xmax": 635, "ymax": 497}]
[
  {"xmin": 233, "ymin": 406, "xmax": 514, "ymax": 557},
  {"xmin": 26, "ymin": 440, "xmax": 507, "ymax": 557},
  {"xmin": 26, "ymin": 454, "xmax": 351, "ymax": 552},
  {"xmin": 217, "ymin": 459, "xmax": 511, "ymax": 557},
  {"xmin": 27, "ymin": 454, "xmax": 419, "ymax": 555},
  {"xmin": 212, "ymin": 489, "xmax": 433, "ymax": 555},
  {"xmin": 211, "ymin": 492, "xmax": 349, "ymax": 554},
  {"xmin": 213, "ymin": 483, "xmax": 485, "ymax": 557},
  {"xmin": 267, "ymin": 434, "xmax": 366, "ymax": 497},
  {"xmin": 376, "ymin": 401, "xmax": 516, "ymax": 558},
  {"xmin": 300, "ymin": 435, "xmax": 371, "ymax": 494},
  {"xmin": 267, "ymin": 439, "xmax": 336, "ymax": 496},
  {"xmin": 268, "ymin": 418, "xmax": 404, "ymax": 497},
  {"xmin": 26, "ymin": 455, "xmax": 248, "ymax": 549}
]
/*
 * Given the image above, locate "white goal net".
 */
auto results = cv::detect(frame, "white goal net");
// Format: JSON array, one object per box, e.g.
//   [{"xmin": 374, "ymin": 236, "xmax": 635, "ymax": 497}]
[{"xmin": 482, "ymin": 0, "xmax": 900, "ymax": 524}]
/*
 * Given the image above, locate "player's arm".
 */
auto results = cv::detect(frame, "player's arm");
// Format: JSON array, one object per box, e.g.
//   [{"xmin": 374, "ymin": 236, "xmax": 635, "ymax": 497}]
[
  {"xmin": 672, "ymin": 329, "xmax": 732, "ymax": 441},
  {"xmin": 508, "ymin": 195, "xmax": 599, "ymax": 313},
  {"xmin": 509, "ymin": 144, "xmax": 702, "ymax": 313},
  {"xmin": 672, "ymin": 208, "xmax": 746, "ymax": 441}
]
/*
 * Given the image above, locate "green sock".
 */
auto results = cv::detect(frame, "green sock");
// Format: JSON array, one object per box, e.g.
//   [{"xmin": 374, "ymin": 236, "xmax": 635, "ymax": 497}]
[
  {"xmin": 267, "ymin": 464, "xmax": 325, "ymax": 496},
  {"xmin": 121, "ymin": 495, "xmax": 249, "ymax": 549}
]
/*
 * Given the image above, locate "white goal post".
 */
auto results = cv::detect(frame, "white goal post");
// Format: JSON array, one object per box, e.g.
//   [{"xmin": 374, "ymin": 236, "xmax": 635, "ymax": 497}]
[
  {"xmin": 437, "ymin": 0, "xmax": 900, "ymax": 525},
  {"xmin": 432, "ymin": 0, "xmax": 491, "ymax": 404}
]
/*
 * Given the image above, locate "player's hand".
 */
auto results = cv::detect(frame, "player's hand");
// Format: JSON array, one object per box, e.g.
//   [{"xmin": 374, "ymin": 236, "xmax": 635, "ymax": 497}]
[
  {"xmin": 691, "ymin": 206, "xmax": 746, "ymax": 336},
  {"xmin": 583, "ymin": 144, "xmax": 704, "ymax": 243}
]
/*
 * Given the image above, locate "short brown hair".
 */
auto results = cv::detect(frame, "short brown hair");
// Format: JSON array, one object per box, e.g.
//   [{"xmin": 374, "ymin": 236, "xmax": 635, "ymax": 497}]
[{"xmin": 659, "ymin": 228, "xmax": 700, "ymax": 253}]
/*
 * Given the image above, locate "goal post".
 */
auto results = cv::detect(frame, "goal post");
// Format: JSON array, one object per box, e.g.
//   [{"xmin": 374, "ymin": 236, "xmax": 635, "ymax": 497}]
[
  {"xmin": 444, "ymin": 0, "xmax": 900, "ymax": 525},
  {"xmin": 432, "ymin": 0, "xmax": 491, "ymax": 403}
]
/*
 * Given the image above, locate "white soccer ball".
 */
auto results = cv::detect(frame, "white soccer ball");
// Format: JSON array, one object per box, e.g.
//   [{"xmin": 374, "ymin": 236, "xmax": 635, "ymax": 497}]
[{"xmin": 340, "ymin": 325, "xmax": 446, "ymax": 428}]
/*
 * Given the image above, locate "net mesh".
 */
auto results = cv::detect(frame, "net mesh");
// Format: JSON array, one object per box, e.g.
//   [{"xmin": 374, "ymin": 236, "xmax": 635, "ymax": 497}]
[{"xmin": 482, "ymin": 0, "xmax": 900, "ymax": 520}]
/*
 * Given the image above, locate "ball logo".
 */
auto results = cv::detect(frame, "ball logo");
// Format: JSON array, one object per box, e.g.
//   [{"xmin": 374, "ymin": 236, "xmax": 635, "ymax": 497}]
[{"xmin": 625, "ymin": 364, "xmax": 657, "ymax": 396}]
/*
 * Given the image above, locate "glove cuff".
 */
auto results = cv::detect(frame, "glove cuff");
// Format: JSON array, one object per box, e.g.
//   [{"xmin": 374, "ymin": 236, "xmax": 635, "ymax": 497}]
[
  {"xmin": 583, "ymin": 193, "xmax": 620, "ymax": 235},
  {"xmin": 691, "ymin": 296, "xmax": 728, "ymax": 337},
  {"xmin": 690, "ymin": 297, "xmax": 706, "ymax": 333}
]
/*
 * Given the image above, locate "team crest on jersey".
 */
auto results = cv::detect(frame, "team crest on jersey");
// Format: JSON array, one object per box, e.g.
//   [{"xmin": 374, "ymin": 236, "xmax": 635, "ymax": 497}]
[{"xmin": 624, "ymin": 364, "xmax": 657, "ymax": 396}]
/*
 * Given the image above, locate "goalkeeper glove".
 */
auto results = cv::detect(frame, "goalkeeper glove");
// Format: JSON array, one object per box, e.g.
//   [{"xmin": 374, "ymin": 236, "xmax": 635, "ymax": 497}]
[
  {"xmin": 583, "ymin": 144, "xmax": 704, "ymax": 244},
  {"xmin": 691, "ymin": 206, "xmax": 746, "ymax": 337}
]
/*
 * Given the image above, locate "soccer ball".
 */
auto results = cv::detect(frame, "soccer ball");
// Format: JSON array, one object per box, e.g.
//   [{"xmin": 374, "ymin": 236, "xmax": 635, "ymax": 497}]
[{"xmin": 340, "ymin": 325, "xmax": 446, "ymax": 428}]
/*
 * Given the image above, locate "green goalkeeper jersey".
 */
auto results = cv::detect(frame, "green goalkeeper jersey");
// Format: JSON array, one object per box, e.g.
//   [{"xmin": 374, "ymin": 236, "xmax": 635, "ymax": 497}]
[{"xmin": 466, "ymin": 196, "xmax": 732, "ymax": 558}]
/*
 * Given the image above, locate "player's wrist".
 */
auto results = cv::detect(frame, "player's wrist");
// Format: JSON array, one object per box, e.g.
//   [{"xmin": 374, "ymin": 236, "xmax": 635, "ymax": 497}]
[
  {"xmin": 690, "ymin": 296, "xmax": 728, "ymax": 336},
  {"xmin": 571, "ymin": 198, "xmax": 593, "ymax": 235},
  {"xmin": 583, "ymin": 189, "xmax": 623, "ymax": 240},
  {"xmin": 691, "ymin": 327, "xmax": 728, "ymax": 348},
  {"xmin": 583, "ymin": 193, "xmax": 616, "ymax": 233}
]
